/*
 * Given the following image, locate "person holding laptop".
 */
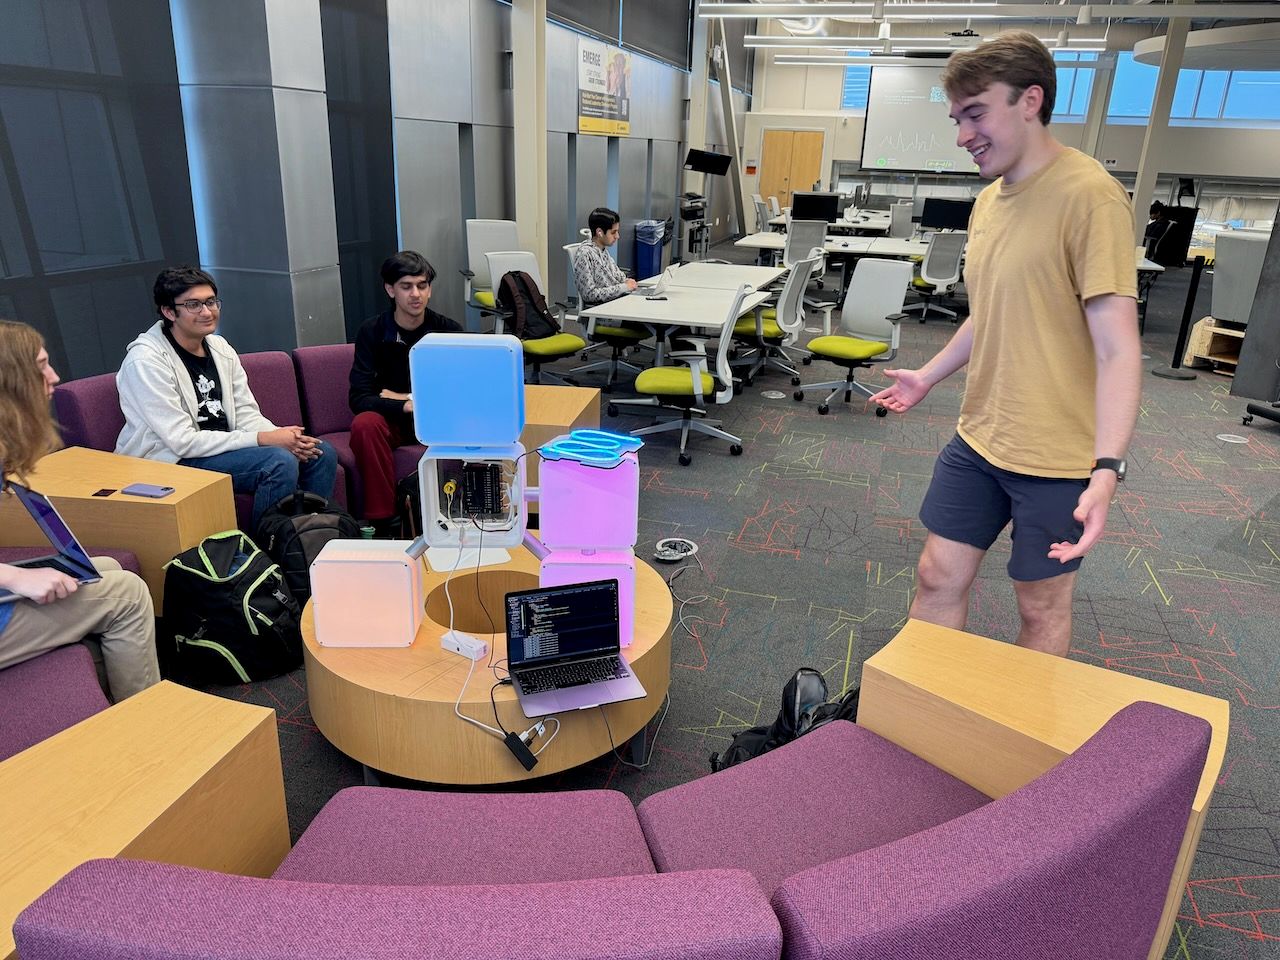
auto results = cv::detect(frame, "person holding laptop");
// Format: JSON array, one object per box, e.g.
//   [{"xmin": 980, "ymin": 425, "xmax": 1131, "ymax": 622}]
[
  {"xmin": 0, "ymin": 321, "xmax": 159, "ymax": 701},
  {"xmin": 348, "ymin": 251, "xmax": 461, "ymax": 534}
]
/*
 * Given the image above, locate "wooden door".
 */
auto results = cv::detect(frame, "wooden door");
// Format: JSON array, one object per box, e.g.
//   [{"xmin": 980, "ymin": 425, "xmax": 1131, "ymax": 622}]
[
  {"xmin": 790, "ymin": 131, "xmax": 825, "ymax": 196},
  {"xmin": 759, "ymin": 130, "xmax": 794, "ymax": 209}
]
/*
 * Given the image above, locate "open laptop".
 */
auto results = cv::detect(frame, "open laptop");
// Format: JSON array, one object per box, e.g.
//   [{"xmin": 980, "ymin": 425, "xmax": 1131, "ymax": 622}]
[
  {"xmin": 503, "ymin": 578, "xmax": 646, "ymax": 718},
  {"xmin": 0, "ymin": 483, "xmax": 102, "ymax": 604},
  {"xmin": 634, "ymin": 265, "xmax": 677, "ymax": 296}
]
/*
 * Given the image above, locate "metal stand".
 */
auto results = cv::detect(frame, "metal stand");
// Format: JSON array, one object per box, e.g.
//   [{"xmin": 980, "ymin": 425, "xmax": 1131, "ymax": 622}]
[
  {"xmin": 685, "ymin": 219, "xmax": 710, "ymax": 262},
  {"xmin": 1152, "ymin": 255, "xmax": 1205, "ymax": 381}
]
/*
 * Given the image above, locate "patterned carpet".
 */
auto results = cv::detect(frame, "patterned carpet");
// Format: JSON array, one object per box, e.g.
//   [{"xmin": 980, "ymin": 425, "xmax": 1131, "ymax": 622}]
[{"xmin": 226, "ymin": 253, "xmax": 1280, "ymax": 958}]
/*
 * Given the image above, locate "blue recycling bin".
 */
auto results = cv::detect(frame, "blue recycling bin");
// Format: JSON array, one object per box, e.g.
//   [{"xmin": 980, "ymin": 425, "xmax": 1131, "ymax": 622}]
[{"xmin": 634, "ymin": 219, "xmax": 665, "ymax": 280}]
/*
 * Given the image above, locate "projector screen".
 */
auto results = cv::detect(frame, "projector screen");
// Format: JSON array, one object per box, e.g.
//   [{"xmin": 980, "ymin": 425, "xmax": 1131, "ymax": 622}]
[{"xmin": 860, "ymin": 66, "xmax": 979, "ymax": 175}]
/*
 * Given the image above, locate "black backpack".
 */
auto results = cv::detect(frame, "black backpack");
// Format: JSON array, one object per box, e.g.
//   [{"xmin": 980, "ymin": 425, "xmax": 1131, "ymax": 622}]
[
  {"xmin": 496, "ymin": 270, "xmax": 561, "ymax": 340},
  {"xmin": 255, "ymin": 491, "xmax": 361, "ymax": 603},
  {"xmin": 161, "ymin": 530, "xmax": 302, "ymax": 685},
  {"xmin": 710, "ymin": 668, "xmax": 860, "ymax": 772}
]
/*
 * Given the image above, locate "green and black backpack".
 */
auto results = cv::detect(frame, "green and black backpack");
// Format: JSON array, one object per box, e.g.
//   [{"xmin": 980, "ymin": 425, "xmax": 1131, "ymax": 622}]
[{"xmin": 161, "ymin": 530, "xmax": 302, "ymax": 685}]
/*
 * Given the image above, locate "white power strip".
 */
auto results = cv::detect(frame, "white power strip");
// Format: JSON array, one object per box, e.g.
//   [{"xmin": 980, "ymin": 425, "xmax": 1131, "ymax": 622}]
[{"xmin": 441, "ymin": 630, "xmax": 489, "ymax": 661}]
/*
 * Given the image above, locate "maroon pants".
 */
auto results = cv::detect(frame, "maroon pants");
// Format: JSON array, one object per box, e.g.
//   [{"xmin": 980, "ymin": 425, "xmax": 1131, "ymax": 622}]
[{"xmin": 350, "ymin": 411, "xmax": 406, "ymax": 520}]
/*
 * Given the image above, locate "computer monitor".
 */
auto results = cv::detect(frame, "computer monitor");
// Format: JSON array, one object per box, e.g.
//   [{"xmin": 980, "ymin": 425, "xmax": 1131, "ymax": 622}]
[
  {"xmin": 683, "ymin": 149, "xmax": 732, "ymax": 176},
  {"xmin": 790, "ymin": 191, "xmax": 840, "ymax": 223},
  {"xmin": 920, "ymin": 198, "xmax": 974, "ymax": 231}
]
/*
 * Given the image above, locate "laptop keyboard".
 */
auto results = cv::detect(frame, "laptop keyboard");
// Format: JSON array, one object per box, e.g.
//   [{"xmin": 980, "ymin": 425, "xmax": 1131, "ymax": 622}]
[
  {"xmin": 16, "ymin": 556, "xmax": 74, "ymax": 575},
  {"xmin": 516, "ymin": 657, "xmax": 629, "ymax": 695}
]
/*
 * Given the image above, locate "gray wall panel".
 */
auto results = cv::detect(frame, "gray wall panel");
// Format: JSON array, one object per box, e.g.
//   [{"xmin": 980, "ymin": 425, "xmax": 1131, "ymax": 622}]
[
  {"xmin": 472, "ymin": 125, "xmax": 514, "ymax": 221},
  {"xmin": 181, "ymin": 85, "xmax": 289, "ymax": 273},
  {"xmin": 628, "ymin": 54, "xmax": 684, "ymax": 142},
  {"xmin": 265, "ymin": 0, "xmax": 326, "ymax": 91},
  {"xmin": 207, "ymin": 269, "xmax": 299, "ymax": 355},
  {"xmin": 276, "ymin": 87, "xmax": 341, "ymax": 271},
  {"xmin": 617, "ymin": 137, "xmax": 649, "ymax": 272},
  {"xmin": 394, "ymin": 117, "xmax": 465, "ymax": 320},
  {"xmin": 170, "ymin": 0, "xmax": 272, "ymax": 86},
  {"xmin": 388, "ymin": 0, "xmax": 472, "ymax": 123},
  {"xmin": 291, "ymin": 263, "xmax": 345, "ymax": 345},
  {"xmin": 651, "ymin": 139, "xmax": 680, "ymax": 233},
  {"xmin": 574, "ymin": 135, "xmax": 607, "ymax": 236},
  {"xmin": 546, "ymin": 24, "xmax": 579, "ymax": 135},
  {"xmin": 547, "ymin": 131, "xmax": 570, "ymax": 304},
  {"xmin": 470, "ymin": 0, "xmax": 511, "ymax": 128}
]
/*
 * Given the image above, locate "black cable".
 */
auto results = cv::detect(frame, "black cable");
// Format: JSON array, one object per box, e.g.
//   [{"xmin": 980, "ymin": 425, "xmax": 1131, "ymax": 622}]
[
  {"xmin": 598, "ymin": 694, "xmax": 671, "ymax": 770},
  {"xmin": 489, "ymin": 679, "xmax": 510, "ymax": 735}
]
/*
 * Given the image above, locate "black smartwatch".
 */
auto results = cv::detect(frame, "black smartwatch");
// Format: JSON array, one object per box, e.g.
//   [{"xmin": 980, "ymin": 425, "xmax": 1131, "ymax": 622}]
[{"xmin": 1090, "ymin": 457, "xmax": 1127, "ymax": 482}]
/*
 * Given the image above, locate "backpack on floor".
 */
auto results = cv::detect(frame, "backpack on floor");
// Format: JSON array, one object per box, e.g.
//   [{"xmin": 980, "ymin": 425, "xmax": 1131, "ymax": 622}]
[
  {"xmin": 255, "ymin": 491, "xmax": 361, "ymax": 603},
  {"xmin": 709, "ymin": 668, "xmax": 860, "ymax": 772},
  {"xmin": 496, "ymin": 270, "xmax": 561, "ymax": 340},
  {"xmin": 161, "ymin": 530, "xmax": 302, "ymax": 685}
]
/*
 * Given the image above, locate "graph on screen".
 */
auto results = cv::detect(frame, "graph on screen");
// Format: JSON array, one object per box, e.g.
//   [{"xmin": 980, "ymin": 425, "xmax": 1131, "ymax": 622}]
[{"xmin": 860, "ymin": 66, "xmax": 980, "ymax": 175}]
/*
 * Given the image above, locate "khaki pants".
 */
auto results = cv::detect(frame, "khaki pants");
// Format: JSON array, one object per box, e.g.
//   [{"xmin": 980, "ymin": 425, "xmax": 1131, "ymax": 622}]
[{"xmin": 0, "ymin": 558, "xmax": 160, "ymax": 701}]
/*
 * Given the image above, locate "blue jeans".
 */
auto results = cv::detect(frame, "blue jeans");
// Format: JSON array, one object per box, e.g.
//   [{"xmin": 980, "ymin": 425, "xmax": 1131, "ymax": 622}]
[{"xmin": 181, "ymin": 441, "xmax": 339, "ymax": 531}]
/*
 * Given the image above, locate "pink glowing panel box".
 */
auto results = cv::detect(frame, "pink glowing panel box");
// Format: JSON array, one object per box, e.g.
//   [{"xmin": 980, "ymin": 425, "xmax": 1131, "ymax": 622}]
[
  {"xmin": 539, "ymin": 550, "xmax": 637, "ymax": 648},
  {"xmin": 538, "ymin": 451, "xmax": 639, "ymax": 550}
]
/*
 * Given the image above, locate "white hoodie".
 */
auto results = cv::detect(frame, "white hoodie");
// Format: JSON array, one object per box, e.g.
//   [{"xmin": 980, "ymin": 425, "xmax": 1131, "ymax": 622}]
[{"xmin": 115, "ymin": 321, "xmax": 277, "ymax": 462}]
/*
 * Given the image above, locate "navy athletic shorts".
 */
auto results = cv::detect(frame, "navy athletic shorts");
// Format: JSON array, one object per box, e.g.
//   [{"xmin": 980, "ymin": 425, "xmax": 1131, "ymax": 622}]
[{"xmin": 919, "ymin": 434, "xmax": 1088, "ymax": 582}]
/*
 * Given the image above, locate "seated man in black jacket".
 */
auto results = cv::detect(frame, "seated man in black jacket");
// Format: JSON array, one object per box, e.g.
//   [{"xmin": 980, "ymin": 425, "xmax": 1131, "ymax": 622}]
[{"xmin": 349, "ymin": 251, "xmax": 460, "ymax": 531}]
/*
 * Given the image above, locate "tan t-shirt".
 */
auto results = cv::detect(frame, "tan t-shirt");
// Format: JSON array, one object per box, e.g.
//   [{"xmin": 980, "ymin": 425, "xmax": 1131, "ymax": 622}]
[{"xmin": 958, "ymin": 147, "xmax": 1137, "ymax": 479}]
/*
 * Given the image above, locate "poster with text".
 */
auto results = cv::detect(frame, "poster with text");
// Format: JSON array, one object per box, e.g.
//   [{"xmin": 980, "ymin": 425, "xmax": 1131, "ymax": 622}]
[{"xmin": 578, "ymin": 38, "xmax": 630, "ymax": 136}]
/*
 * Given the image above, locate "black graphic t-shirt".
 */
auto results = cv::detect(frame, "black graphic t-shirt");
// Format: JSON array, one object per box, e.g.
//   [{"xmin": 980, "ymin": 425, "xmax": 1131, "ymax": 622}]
[{"xmin": 163, "ymin": 327, "xmax": 229, "ymax": 432}]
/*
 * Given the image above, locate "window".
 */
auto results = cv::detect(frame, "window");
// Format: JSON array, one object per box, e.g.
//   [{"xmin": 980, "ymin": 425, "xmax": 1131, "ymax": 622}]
[
  {"xmin": 841, "ymin": 51, "xmax": 871, "ymax": 111},
  {"xmin": 1053, "ymin": 51, "xmax": 1096, "ymax": 121},
  {"xmin": 1107, "ymin": 52, "xmax": 1280, "ymax": 124}
]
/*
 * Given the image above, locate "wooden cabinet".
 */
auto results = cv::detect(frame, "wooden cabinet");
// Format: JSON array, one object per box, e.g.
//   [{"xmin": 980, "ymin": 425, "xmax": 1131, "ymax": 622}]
[{"xmin": 1184, "ymin": 316, "xmax": 1245, "ymax": 375}]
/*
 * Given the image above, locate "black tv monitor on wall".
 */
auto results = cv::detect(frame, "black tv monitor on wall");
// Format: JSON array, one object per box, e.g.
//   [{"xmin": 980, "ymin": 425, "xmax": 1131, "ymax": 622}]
[
  {"xmin": 684, "ymin": 149, "xmax": 732, "ymax": 176},
  {"xmin": 790, "ymin": 191, "xmax": 840, "ymax": 223}
]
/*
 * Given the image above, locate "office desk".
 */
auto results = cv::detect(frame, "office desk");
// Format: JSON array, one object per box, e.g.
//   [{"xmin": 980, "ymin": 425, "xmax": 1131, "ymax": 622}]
[
  {"xmin": 303, "ymin": 545, "xmax": 674, "ymax": 784},
  {"xmin": 767, "ymin": 211, "xmax": 890, "ymax": 234},
  {"xmin": 0, "ymin": 682, "xmax": 289, "ymax": 960},
  {"xmin": 658, "ymin": 261, "xmax": 785, "ymax": 290},
  {"xmin": 0, "ymin": 447, "xmax": 236, "ymax": 613},
  {"xmin": 581, "ymin": 288, "xmax": 772, "ymax": 365}
]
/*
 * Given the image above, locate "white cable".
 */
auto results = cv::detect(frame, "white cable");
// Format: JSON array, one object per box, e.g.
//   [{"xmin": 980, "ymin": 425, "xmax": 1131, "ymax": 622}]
[
  {"xmin": 446, "ymin": 490, "xmax": 504, "ymax": 740},
  {"xmin": 530, "ymin": 717, "xmax": 562, "ymax": 757}
]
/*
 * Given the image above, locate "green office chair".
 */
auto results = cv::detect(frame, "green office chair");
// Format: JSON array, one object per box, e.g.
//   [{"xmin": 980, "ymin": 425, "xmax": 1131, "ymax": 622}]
[
  {"xmin": 731, "ymin": 250, "xmax": 821, "ymax": 385},
  {"xmin": 905, "ymin": 231, "xmax": 966, "ymax": 322},
  {"xmin": 484, "ymin": 250, "xmax": 587, "ymax": 386},
  {"xmin": 609, "ymin": 283, "xmax": 753, "ymax": 466},
  {"xmin": 794, "ymin": 258, "xmax": 913, "ymax": 416}
]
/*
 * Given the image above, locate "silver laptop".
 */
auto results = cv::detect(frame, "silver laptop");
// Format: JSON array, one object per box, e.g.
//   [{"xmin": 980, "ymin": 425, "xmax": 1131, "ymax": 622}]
[
  {"xmin": 634, "ymin": 265, "xmax": 677, "ymax": 296},
  {"xmin": 504, "ymin": 579, "xmax": 646, "ymax": 718},
  {"xmin": 0, "ymin": 483, "xmax": 102, "ymax": 603}
]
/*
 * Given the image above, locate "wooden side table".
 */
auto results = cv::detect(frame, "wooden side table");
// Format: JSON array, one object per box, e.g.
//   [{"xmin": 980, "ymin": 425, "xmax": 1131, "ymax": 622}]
[
  {"xmin": 0, "ymin": 682, "xmax": 289, "ymax": 960},
  {"xmin": 0, "ymin": 447, "xmax": 236, "ymax": 613},
  {"xmin": 522, "ymin": 385, "xmax": 599, "ymax": 487},
  {"xmin": 303, "ymin": 545, "xmax": 673, "ymax": 784},
  {"xmin": 858, "ymin": 619, "xmax": 1230, "ymax": 960}
]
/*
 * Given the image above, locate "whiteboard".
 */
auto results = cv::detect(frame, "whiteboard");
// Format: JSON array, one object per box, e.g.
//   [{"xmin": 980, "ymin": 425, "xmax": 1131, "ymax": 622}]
[{"xmin": 860, "ymin": 65, "xmax": 980, "ymax": 176}]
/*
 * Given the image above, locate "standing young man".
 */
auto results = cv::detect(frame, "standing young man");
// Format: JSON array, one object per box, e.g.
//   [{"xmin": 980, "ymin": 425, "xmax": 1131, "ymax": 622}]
[
  {"xmin": 572, "ymin": 207, "xmax": 638, "ymax": 307},
  {"xmin": 116, "ymin": 267, "xmax": 338, "ymax": 529},
  {"xmin": 348, "ymin": 251, "xmax": 460, "ymax": 532},
  {"xmin": 871, "ymin": 32, "xmax": 1142, "ymax": 657}
]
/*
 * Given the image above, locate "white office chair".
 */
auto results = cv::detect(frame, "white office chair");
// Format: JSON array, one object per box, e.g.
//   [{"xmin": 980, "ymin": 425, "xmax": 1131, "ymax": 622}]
[
  {"xmin": 562, "ymin": 240, "xmax": 650, "ymax": 391},
  {"xmin": 768, "ymin": 196, "xmax": 781, "ymax": 218},
  {"xmin": 483, "ymin": 250, "xmax": 586, "ymax": 386},
  {"xmin": 888, "ymin": 202, "xmax": 914, "ymax": 240},
  {"xmin": 752, "ymin": 195, "xmax": 771, "ymax": 233},
  {"xmin": 463, "ymin": 220, "xmax": 520, "ymax": 325},
  {"xmin": 731, "ymin": 250, "xmax": 821, "ymax": 384},
  {"xmin": 612, "ymin": 283, "xmax": 753, "ymax": 466},
  {"xmin": 794, "ymin": 258, "xmax": 913, "ymax": 416},
  {"xmin": 905, "ymin": 231, "xmax": 966, "ymax": 322},
  {"xmin": 782, "ymin": 219, "xmax": 827, "ymax": 286}
]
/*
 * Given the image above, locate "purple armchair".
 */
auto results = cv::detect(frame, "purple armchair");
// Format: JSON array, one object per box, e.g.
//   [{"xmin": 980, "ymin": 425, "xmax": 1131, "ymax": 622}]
[
  {"xmin": 292, "ymin": 343, "xmax": 424, "ymax": 518},
  {"xmin": 14, "ymin": 787, "xmax": 783, "ymax": 960}
]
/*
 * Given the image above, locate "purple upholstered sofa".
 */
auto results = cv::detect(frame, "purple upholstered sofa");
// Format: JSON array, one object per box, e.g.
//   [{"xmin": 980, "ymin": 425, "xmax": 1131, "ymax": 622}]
[
  {"xmin": 14, "ymin": 701, "xmax": 1209, "ymax": 959},
  {"xmin": 52, "ymin": 352, "xmax": 349, "ymax": 529},
  {"xmin": 0, "ymin": 547, "xmax": 142, "ymax": 761},
  {"xmin": 292, "ymin": 343, "xmax": 425, "ymax": 516}
]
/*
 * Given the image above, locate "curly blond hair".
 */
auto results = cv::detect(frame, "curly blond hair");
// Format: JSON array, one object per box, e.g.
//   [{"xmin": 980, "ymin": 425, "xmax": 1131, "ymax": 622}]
[{"xmin": 0, "ymin": 321, "xmax": 61, "ymax": 480}]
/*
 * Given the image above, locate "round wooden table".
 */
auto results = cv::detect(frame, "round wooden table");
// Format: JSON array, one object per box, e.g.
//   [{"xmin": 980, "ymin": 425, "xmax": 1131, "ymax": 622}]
[{"xmin": 302, "ymin": 546, "xmax": 673, "ymax": 784}]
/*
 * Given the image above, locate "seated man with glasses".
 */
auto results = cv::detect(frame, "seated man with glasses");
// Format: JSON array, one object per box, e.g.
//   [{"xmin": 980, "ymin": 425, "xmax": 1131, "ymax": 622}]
[{"xmin": 115, "ymin": 266, "xmax": 337, "ymax": 529}]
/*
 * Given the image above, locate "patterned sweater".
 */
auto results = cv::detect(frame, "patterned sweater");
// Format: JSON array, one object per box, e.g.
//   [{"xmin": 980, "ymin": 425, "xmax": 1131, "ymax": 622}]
[{"xmin": 572, "ymin": 239, "xmax": 630, "ymax": 307}]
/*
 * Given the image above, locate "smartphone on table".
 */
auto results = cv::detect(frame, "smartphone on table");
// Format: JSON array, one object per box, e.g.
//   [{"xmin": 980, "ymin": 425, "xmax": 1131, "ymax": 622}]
[{"xmin": 120, "ymin": 482, "xmax": 176, "ymax": 499}]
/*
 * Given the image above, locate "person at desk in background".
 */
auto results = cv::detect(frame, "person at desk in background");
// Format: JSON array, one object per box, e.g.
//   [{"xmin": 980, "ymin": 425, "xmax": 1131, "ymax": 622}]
[
  {"xmin": 572, "ymin": 207, "xmax": 638, "ymax": 307},
  {"xmin": 1144, "ymin": 201, "xmax": 1174, "ymax": 260},
  {"xmin": 870, "ymin": 32, "xmax": 1141, "ymax": 658},
  {"xmin": 0, "ymin": 321, "xmax": 159, "ymax": 701},
  {"xmin": 116, "ymin": 267, "xmax": 337, "ymax": 530},
  {"xmin": 349, "ymin": 251, "xmax": 461, "ymax": 535}
]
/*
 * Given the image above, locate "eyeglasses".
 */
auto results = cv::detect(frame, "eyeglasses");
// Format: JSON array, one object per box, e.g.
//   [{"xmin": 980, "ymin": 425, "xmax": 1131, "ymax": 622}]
[{"xmin": 175, "ymin": 297, "xmax": 222, "ymax": 313}]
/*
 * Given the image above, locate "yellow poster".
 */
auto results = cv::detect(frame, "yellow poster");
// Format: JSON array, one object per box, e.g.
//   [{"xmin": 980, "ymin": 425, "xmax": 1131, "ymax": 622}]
[{"xmin": 578, "ymin": 38, "xmax": 631, "ymax": 136}]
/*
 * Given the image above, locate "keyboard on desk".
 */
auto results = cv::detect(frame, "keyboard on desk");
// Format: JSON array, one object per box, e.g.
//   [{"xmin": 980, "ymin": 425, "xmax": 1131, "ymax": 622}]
[{"xmin": 514, "ymin": 656, "xmax": 629, "ymax": 695}]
